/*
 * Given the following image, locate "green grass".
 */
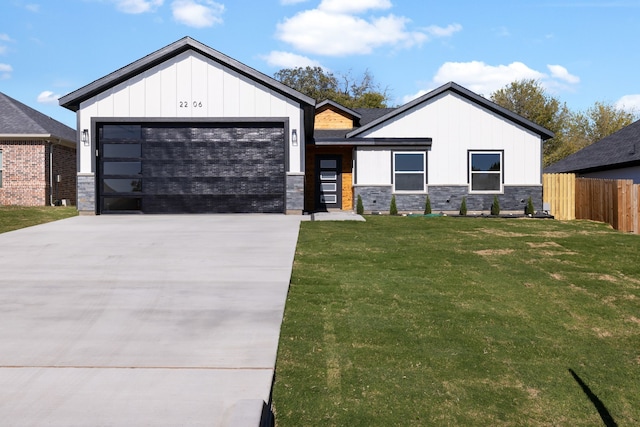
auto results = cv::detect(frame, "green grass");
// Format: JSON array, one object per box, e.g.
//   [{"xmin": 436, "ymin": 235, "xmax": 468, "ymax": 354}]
[
  {"xmin": 0, "ymin": 206, "xmax": 78, "ymax": 233},
  {"xmin": 274, "ymin": 216, "xmax": 640, "ymax": 426}
]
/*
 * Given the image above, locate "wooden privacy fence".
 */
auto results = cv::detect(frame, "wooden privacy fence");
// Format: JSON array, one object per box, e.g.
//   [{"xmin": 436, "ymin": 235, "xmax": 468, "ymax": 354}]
[
  {"xmin": 543, "ymin": 173, "xmax": 640, "ymax": 233},
  {"xmin": 543, "ymin": 173, "xmax": 575, "ymax": 220}
]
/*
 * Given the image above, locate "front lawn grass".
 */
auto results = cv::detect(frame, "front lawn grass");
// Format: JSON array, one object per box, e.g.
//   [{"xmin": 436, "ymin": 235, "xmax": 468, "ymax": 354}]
[
  {"xmin": 0, "ymin": 206, "xmax": 77, "ymax": 233},
  {"xmin": 274, "ymin": 216, "xmax": 640, "ymax": 426}
]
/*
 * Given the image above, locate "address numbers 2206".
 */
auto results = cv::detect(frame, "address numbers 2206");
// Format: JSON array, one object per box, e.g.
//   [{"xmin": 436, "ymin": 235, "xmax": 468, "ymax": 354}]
[{"xmin": 179, "ymin": 101, "xmax": 203, "ymax": 108}]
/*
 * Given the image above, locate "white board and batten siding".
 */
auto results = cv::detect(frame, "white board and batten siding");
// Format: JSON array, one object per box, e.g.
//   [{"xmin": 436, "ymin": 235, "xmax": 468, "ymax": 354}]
[
  {"xmin": 355, "ymin": 92, "xmax": 543, "ymax": 188},
  {"xmin": 78, "ymin": 50, "xmax": 304, "ymax": 174}
]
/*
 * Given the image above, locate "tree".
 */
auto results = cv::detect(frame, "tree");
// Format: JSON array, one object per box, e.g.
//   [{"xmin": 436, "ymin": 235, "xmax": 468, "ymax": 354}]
[
  {"xmin": 491, "ymin": 196, "xmax": 500, "ymax": 216},
  {"xmin": 491, "ymin": 79, "xmax": 569, "ymax": 166},
  {"xmin": 459, "ymin": 196, "xmax": 467, "ymax": 216},
  {"xmin": 274, "ymin": 66, "xmax": 390, "ymax": 108},
  {"xmin": 356, "ymin": 194, "xmax": 364, "ymax": 215},
  {"xmin": 274, "ymin": 67, "xmax": 340, "ymax": 103},
  {"xmin": 389, "ymin": 195, "xmax": 398, "ymax": 215},
  {"xmin": 564, "ymin": 102, "xmax": 635, "ymax": 156},
  {"xmin": 424, "ymin": 195, "xmax": 431, "ymax": 215}
]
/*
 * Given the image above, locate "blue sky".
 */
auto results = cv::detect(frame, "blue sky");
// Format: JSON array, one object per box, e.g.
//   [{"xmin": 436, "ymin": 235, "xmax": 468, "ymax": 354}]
[{"xmin": 1, "ymin": 0, "xmax": 639, "ymax": 129}]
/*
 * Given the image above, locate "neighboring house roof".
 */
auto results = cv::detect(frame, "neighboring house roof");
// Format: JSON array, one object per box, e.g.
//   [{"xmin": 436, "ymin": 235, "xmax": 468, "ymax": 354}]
[
  {"xmin": 0, "ymin": 92, "xmax": 76, "ymax": 144},
  {"xmin": 545, "ymin": 119, "xmax": 640, "ymax": 174},
  {"xmin": 59, "ymin": 36, "xmax": 315, "ymax": 112},
  {"xmin": 347, "ymin": 82, "xmax": 555, "ymax": 140}
]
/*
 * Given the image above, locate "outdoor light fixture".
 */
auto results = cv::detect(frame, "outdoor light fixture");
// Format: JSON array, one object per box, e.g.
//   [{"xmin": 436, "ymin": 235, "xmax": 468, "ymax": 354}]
[
  {"xmin": 82, "ymin": 129, "xmax": 89, "ymax": 146},
  {"xmin": 291, "ymin": 129, "xmax": 298, "ymax": 146}
]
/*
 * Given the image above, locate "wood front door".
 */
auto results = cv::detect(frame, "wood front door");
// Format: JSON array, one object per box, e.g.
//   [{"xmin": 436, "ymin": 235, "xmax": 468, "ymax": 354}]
[{"xmin": 315, "ymin": 155, "xmax": 342, "ymax": 210}]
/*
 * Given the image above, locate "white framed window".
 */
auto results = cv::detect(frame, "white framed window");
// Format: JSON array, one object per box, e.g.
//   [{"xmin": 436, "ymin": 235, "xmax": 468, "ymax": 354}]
[
  {"xmin": 469, "ymin": 151, "xmax": 503, "ymax": 193},
  {"xmin": 393, "ymin": 152, "xmax": 426, "ymax": 192}
]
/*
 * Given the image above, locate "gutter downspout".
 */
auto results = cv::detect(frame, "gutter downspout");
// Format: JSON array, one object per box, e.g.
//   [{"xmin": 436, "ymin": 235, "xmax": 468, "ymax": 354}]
[{"xmin": 48, "ymin": 142, "xmax": 53, "ymax": 206}]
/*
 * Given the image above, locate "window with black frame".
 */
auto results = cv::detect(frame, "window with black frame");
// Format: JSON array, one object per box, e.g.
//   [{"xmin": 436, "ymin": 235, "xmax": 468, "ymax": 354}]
[
  {"xmin": 469, "ymin": 151, "xmax": 503, "ymax": 192},
  {"xmin": 393, "ymin": 152, "xmax": 425, "ymax": 192}
]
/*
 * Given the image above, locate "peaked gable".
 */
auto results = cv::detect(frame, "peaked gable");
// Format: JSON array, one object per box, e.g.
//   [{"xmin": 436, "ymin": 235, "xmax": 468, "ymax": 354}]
[
  {"xmin": 546, "ymin": 119, "xmax": 640, "ymax": 173},
  {"xmin": 0, "ymin": 92, "xmax": 76, "ymax": 143},
  {"xmin": 347, "ymin": 82, "xmax": 554, "ymax": 140},
  {"xmin": 315, "ymin": 100, "xmax": 362, "ymax": 130},
  {"xmin": 60, "ymin": 37, "xmax": 315, "ymax": 112}
]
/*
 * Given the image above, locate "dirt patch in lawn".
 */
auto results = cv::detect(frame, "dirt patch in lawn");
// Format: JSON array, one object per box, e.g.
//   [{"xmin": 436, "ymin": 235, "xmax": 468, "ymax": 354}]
[
  {"xmin": 474, "ymin": 249, "xmax": 515, "ymax": 256},
  {"xmin": 478, "ymin": 228, "xmax": 528, "ymax": 238}
]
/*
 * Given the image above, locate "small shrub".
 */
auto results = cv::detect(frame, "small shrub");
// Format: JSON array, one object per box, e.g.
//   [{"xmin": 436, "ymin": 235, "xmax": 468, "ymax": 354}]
[
  {"xmin": 424, "ymin": 195, "xmax": 432, "ymax": 214},
  {"xmin": 356, "ymin": 195, "xmax": 364, "ymax": 215},
  {"xmin": 390, "ymin": 195, "xmax": 398, "ymax": 215},
  {"xmin": 459, "ymin": 196, "xmax": 467, "ymax": 216},
  {"xmin": 491, "ymin": 195, "xmax": 500, "ymax": 216},
  {"xmin": 525, "ymin": 196, "xmax": 535, "ymax": 215}
]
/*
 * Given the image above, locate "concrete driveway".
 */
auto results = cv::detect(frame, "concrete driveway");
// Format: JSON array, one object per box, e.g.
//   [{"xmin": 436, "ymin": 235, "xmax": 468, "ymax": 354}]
[{"xmin": 0, "ymin": 214, "xmax": 302, "ymax": 426}]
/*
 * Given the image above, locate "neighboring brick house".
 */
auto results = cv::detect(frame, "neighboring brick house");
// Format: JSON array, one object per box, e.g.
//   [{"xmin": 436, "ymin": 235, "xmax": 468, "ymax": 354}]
[{"xmin": 0, "ymin": 92, "xmax": 76, "ymax": 206}]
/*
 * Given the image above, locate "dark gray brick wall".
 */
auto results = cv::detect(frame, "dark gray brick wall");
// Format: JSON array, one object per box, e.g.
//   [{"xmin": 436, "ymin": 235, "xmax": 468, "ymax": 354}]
[
  {"xmin": 354, "ymin": 186, "xmax": 393, "ymax": 212},
  {"xmin": 430, "ymin": 186, "xmax": 543, "ymax": 212},
  {"xmin": 286, "ymin": 174, "xmax": 304, "ymax": 212},
  {"xmin": 77, "ymin": 174, "xmax": 95, "ymax": 212},
  {"xmin": 354, "ymin": 185, "xmax": 543, "ymax": 213}
]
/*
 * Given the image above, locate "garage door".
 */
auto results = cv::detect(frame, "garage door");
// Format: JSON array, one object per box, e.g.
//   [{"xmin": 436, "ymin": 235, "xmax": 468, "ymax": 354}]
[{"xmin": 97, "ymin": 122, "xmax": 285, "ymax": 214}]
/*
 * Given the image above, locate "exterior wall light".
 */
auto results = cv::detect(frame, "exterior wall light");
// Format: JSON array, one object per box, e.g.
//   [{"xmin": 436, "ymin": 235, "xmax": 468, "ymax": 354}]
[
  {"xmin": 291, "ymin": 129, "xmax": 298, "ymax": 146},
  {"xmin": 82, "ymin": 129, "xmax": 89, "ymax": 146}
]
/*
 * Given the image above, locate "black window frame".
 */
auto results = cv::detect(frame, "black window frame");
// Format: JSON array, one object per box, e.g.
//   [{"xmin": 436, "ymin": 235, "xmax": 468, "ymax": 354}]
[
  {"xmin": 393, "ymin": 151, "xmax": 426, "ymax": 192},
  {"xmin": 468, "ymin": 150, "xmax": 504, "ymax": 193}
]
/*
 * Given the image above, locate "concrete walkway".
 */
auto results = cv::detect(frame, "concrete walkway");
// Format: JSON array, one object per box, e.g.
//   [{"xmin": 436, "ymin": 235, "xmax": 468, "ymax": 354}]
[{"xmin": 0, "ymin": 215, "xmax": 302, "ymax": 426}]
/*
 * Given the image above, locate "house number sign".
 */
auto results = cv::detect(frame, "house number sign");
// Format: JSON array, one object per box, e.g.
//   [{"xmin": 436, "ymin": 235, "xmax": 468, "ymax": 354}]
[{"xmin": 179, "ymin": 101, "xmax": 203, "ymax": 108}]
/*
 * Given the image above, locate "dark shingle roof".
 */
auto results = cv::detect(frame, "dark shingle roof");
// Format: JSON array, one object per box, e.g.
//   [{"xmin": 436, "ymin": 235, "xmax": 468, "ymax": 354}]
[
  {"xmin": 314, "ymin": 129, "xmax": 352, "ymax": 139},
  {"xmin": 0, "ymin": 92, "xmax": 76, "ymax": 142},
  {"xmin": 355, "ymin": 108, "xmax": 397, "ymax": 126},
  {"xmin": 545, "ymin": 119, "xmax": 640, "ymax": 173}
]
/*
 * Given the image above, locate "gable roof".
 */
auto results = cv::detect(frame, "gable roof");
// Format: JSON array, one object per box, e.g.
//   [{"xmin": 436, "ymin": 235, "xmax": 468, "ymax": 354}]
[
  {"xmin": 316, "ymin": 100, "xmax": 362, "ymax": 120},
  {"xmin": 59, "ymin": 36, "xmax": 316, "ymax": 112},
  {"xmin": 347, "ymin": 82, "xmax": 555, "ymax": 140},
  {"xmin": 545, "ymin": 119, "xmax": 640, "ymax": 174},
  {"xmin": 0, "ymin": 92, "xmax": 76, "ymax": 143}
]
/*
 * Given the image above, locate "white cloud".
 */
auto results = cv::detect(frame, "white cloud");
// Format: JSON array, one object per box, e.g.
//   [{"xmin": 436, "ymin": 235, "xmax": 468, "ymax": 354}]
[
  {"xmin": 112, "ymin": 0, "xmax": 163, "ymax": 14},
  {"xmin": 432, "ymin": 61, "xmax": 546, "ymax": 95},
  {"xmin": 171, "ymin": 0, "xmax": 224, "ymax": 28},
  {"xmin": 547, "ymin": 64, "xmax": 580, "ymax": 84},
  {"xmin": 0, "ymin": 63, "xmax": 13, "ymax": 79},
  {"xmin": 25, "ymin": 4, "xmax": 40, "ymax": 12},
  {"xmin": 615, "ymin": 94, "xmax": 640, "ymax": 113},
  {"xmin": 0, "ymin": 34, "xmax": 13, "ymax": 42},
  {"xmin": 262, "ymin": 51, "xmax": 322, "ymax": 69},
  {"xmin": 37, "ymin": 91, "xmax": 61, "ymax": 105},
  {"xmin": 318, "ymin": 0, "xmax": 392, "ymax": 14},
  {"xmin": 401, "ymin": 60, "xmax": 580, "ymax": 104},
  {"xmin": 277, "ymin": 9, "xmax": 427, "ymax": 56},
  {"xmin": 424, "ymin": 23, "xmax": 462, "ymax": 38}
]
